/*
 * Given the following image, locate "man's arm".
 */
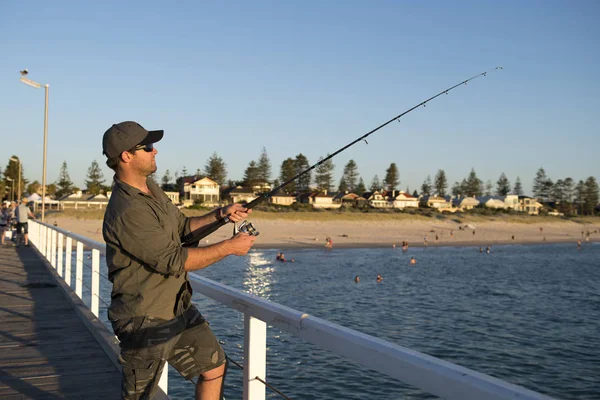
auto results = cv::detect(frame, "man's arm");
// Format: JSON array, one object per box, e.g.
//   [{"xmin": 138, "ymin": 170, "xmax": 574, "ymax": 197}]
[{"xmin": 184, "ymin": 232, "xmax": 256, "ymax": 272}]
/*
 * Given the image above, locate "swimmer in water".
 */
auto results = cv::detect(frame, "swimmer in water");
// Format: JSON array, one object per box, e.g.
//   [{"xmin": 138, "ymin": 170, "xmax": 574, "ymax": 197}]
[
  {"xmin": 376, "ymin": 274, "xmax": 382, "ymax": 282},
  {"xmin": 486, "ymin": 245, "xmax": 491, "ymax": 254},
  {"xmin": 276, "ymin": 252, "xmax": 281, "ymax": 261},
  {"xmin": 355, "ymin": 275, "xmax": 360, "ymax": 283},
  {"xmin": 409, "ymin": 257, "xmax": 416, "ymax": 265}
]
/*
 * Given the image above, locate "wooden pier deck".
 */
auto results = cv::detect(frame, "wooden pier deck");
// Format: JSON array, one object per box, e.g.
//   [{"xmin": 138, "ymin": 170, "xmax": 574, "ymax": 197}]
[{"xmin": 0, "ymin": 243, "xmax": 121, "ymax": 399}]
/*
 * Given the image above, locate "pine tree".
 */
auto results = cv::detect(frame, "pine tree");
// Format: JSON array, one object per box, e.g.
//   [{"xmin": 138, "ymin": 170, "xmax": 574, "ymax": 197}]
[
  {"xmin": 484, "ymin": 180, "xmax": 492, "ymax": 196},
  {"xmin": 552, "ymin": 179, "xmax": 565, "ymax": 203},
  {"xmin": 295, "ymin": 154, "xmax": 311, "ymax": 192},
  {"xmin": 27, "ymin": 180, "xmax": 41, "ymax": 195},
  {"xmin": 314, "ymin": 155, "xmax": 335, "ymax": 192},
  {"xmin": 533, "ymin": 167, "xmax": 551, "ymax": 202},
  {"xmin": 243, "ymin": 161, "xmax": 260, "ymax": 189},
  {"xmin": 161, "ymin": 170, "xmax": 172, "ymax": 190},
  {"xmin": 370, "ymin": 175, "xmax": 381, "ymax": 192},
  {"xmin": 46, "ymin": 183, "xmax": 57, "ymax": 197},
  {"xmin": 257, "ymin": 147, "xmax": 272, "ymax": 184},
  {"xmin": 279, "ymin": 158, "xmax": 297, "ymax": 193},
  {"xmin": 355, "ymin": 177, "xmax": 366, "ymax": 195},
  {"xmin": 563, "ymin": 177, "xmax": 574, "ymax": 213},
  {"xmin": 383, "ymin": 163, "xmax": 400, "ymax": 191},
  {"xmin": 575, "ymin": 180, "xmax": 586, "ymax": 215},
  {"xmin": 55, "ymin": 161, "xmax": 75, "ymax": 198},
  {"xmin": 337, "ymin": 177, "xmax": 348, "ymax": 192},
  {"xmin": 495, "ymin": 173, "xmax": 511, "ymax": 196},
  {"xmin": 584, "ymin": 176, "xmax": 599, "ymax": 215},
  {"xmin": 85, "ymin": 160, "xmax": 105, "ymax": 195},
  {"xmin": 451, "ymin": 182, "xmax": 461, "ymax": 196},
  {"xmin": 343, "ymin": 160, "xmax": 359, "ymax": 192},
  {"xmin": 466, "ymin": 168, "xmax": 482, "ymax": 197},
  {"xmin": 421, "ymin": 175, "xmax": 432, "ymax": 196},
  {"xmin": 513, "ymin": 177, "xmax": 524, "ymax": 196},
  {"xmin": 434, "ymin": 169, "xmax": 448, "ymax": 196},
  {"xmin": 204, "ymin": 152, "xmax": 227, "ymax": 185}
]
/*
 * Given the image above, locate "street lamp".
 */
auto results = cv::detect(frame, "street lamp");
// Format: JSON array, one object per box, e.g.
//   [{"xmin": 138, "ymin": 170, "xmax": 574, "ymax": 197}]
[
  {"xmin": 20, "ymin": 69, "xmax": 49, "ymax": 222},
  {"xmin": 9, "ymin": 157, "xmax": 21, "ymax": 203}
]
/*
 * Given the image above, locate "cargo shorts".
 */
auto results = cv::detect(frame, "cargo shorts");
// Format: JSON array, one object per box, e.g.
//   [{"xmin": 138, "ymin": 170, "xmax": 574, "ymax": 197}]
[{"xmin": 113, "ymin": 306, "xmax": 226, "ymax": 400}]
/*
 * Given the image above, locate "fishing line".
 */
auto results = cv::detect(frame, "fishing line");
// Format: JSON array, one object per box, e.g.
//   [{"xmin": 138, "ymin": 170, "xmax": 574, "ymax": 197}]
[{"xmin": 182, "ymin": 67, "xmax": 502, "ymax": 246}]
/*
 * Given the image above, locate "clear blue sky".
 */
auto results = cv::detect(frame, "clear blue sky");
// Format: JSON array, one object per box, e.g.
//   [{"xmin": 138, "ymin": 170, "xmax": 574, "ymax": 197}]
[{"xmin": 1, "ymin": 0, "xmax": 598, "ymax": 196}]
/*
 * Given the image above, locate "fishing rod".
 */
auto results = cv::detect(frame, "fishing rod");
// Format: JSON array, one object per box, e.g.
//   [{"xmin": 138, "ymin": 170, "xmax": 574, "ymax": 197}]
[{"xmin": 182, "ymin": 67, "xmax": 502, "ymax": 247}]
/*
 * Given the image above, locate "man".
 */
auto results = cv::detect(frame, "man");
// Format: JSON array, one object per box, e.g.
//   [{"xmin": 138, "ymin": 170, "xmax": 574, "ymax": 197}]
[
  {"xmin": 15, "ymin": 198, "xmax": 36, "ymax": 247},
  {"xmin": 102, "ymin": 121, "xmax": 256, "ymax": 399},
  {"xmin": 0, "ymin": 203, "xmax": 9, "ymax": 245}
]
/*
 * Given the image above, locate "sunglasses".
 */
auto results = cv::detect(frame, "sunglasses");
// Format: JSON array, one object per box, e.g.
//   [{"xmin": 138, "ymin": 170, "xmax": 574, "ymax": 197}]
[{"xmin": 131, "ymin": 143, "xmax": 154, "ymax": 153}]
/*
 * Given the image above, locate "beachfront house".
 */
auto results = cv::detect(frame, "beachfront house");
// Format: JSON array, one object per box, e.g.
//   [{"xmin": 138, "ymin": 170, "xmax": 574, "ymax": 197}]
[
  {"xmin": 58, "ymin": 190, "xmax": 110, "ymax": 209},
  {"xmin": 419, "ymin": 195, "xmax": 452, "ymax": 210},
  {"xmin": 388, "ymin": 190, "xmax": 419, "ymax": 209},
  {"xmin": 503, "ymin": 194, "xmax": 519, "ymax": 210},
  {"xmin": 269, "ymin": 193, "xmax": 296, "ymax": 206},
  {"xmin": 333, "ymin": 192, "xmax": 361, "ymax": 207},
  {"xmin": 313, "ymin": 191, "xmax": 340, "ymax": 209},
  {"xmin": 164, "ymin": 191, "xmax": 180, "ymax": 204},
  {"xmin": 451, "ymin": 196, "xmax": 480, "ymax": 210},
  {"xmin": 517, "ymin": 196, "xmax": 543, "ymax": 215},
  {"xmin": 477, "ymin": 196, "xmax": 506, "ymax": 209},
  {"xmin": 362, "ymin": 191, "xmax": 389, "ymax": 208},
  {"xmin": 182, "ymin": 177, "xmax": 220, "ymax": 206},
  {"xmin": 222, "ymin": 186, "xmax": 256, "ymax": 205}
]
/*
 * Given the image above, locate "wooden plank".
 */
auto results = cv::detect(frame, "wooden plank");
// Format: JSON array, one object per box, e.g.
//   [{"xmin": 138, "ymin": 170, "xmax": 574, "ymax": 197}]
[{"xmin": 0, "ymin": 245, "xmax": 123, "ymax": 399}]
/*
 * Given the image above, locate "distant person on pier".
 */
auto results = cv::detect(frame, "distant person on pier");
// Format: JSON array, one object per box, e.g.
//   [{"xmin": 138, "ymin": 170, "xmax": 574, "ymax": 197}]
[
  {"xmin": 0, "ymin": 203, "xmax": 9, "ymax": 245},
  {"xmin": 15, "ymin": 199, "xmax": 36, "ymax": 247},
  {"xmin": 101, "ymin": 121, "xmax": 256, "ymax": 400}
]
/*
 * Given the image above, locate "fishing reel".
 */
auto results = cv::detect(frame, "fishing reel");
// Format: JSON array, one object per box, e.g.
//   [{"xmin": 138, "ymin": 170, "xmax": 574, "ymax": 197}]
[{"xmin": 233, "ymin": 220, "xmax": 260, "ymax": 236}]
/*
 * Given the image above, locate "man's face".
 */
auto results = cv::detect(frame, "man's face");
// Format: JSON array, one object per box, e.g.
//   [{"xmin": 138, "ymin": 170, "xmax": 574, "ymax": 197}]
[{"xmin": 130, "ymin": 143, "xmax": 158, "ymax": 177}]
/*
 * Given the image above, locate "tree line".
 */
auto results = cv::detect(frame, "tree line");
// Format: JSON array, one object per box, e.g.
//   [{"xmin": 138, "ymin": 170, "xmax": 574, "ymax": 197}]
[{"xmin": 1, "ymin": 154, "xmax": 598, "ymax": 215}]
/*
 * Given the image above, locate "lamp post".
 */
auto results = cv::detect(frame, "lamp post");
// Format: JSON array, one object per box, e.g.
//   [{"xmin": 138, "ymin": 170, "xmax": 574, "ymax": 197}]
[
  {"xmin": 20, "ymin": 69, "xmax": 49, "ymax": 222},
  {"xmin": 9, "ymin": 157, "xmax": 21, "ymax": 203}
]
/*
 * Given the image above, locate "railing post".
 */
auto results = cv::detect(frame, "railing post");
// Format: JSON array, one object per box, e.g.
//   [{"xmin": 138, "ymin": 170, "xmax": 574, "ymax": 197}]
[
  {"xmin": 43, "ymin": 226, "xmax": 49, "ymax": 258},
  {"xmin": 91, "ymin": 249, "xmax": 100, "ymax": 317},
  {"xmin": 51, "ymin": 230, "xmax": 57, "ymax": 268},
  {"xmin": 65, "ymin": 237, "xmax": 72, "ymax": 288},
  {"xmin": 76, "ymin": 242, "xmax": 83, "ymax": 299},
  {"xmin": 158, "ymin": 365, "xmax": 169, "ymax": 395},
  {"xmin": 243, "ymin": 314, "xmax": 267, "ymax": 400},
  {"xmin": 57, "ymin": 232, "xmax": 64, "ymax": 277},
  {"xmin": 46, "ymin": 226, "xmax": 52, "ymax": 260}
]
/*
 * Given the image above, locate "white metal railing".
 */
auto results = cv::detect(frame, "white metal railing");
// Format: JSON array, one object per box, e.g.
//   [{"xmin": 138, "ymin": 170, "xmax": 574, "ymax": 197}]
[{"xmin": 27, "ymin": 220, "xmax": 554, "ymax": 400}]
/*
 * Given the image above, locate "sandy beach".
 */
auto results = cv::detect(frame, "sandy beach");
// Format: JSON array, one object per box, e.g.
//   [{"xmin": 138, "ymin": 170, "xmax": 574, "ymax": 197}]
[{"xmin": 47, "ymin": 213, "xmax": 599, "ymax": 250}]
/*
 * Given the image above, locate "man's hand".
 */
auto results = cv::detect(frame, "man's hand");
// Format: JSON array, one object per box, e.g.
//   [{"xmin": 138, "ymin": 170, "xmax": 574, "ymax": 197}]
[
  {"xmin": 228, "ymin": 232, "xmax": 257, "ymax": 255},
  {"xmin": 222, "ymin": 203, "xmax": 251, "ymax": 223}
]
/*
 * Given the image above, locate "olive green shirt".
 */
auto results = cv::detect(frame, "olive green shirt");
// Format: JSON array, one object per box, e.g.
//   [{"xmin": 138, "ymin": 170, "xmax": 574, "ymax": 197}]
[{"xmin": 103, "ymin": 177, "xmax": 191, "ymax": 322}]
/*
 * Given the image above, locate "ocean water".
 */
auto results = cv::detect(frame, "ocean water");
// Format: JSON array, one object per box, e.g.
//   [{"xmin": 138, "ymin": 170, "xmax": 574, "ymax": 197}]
[{"xmin": 84, "ymin": 242, "xmax": 600, "ymax": 399}]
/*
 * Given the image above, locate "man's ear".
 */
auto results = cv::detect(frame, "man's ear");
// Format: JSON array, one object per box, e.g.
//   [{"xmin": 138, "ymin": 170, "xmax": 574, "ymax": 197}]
[{"xmin": 120, "ymin": 151, "xmax": 133, "ymax": 164}]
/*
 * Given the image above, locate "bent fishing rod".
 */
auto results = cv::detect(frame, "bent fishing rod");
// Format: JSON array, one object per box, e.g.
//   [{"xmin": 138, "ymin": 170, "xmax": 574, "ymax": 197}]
[{"xmin": 182, "ymin": 67, "xmax": 502, "ymax": 247}]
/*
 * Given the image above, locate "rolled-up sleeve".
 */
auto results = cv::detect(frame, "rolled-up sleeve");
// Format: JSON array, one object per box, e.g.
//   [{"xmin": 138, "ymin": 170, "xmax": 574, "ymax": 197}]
[
  {"xmin": 176, "ymin": 208, "xmax": 191, "ymax": 240},
  {"xmin": 115, "ymin": 210, "xmax": 188, "ymax": 277}
]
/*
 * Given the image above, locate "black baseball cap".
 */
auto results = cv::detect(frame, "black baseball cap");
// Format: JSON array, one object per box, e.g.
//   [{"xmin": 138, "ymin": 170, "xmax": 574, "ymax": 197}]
[{"xmin": 102, "ymin": 121, "xmax": 163, "ymax": 158}]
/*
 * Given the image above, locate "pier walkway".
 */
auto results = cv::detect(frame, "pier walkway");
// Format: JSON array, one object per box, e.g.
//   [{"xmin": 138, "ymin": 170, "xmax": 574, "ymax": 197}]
[{"xmin": 0, "ymin": 243, "xmax": 120, "ymax": 399}]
